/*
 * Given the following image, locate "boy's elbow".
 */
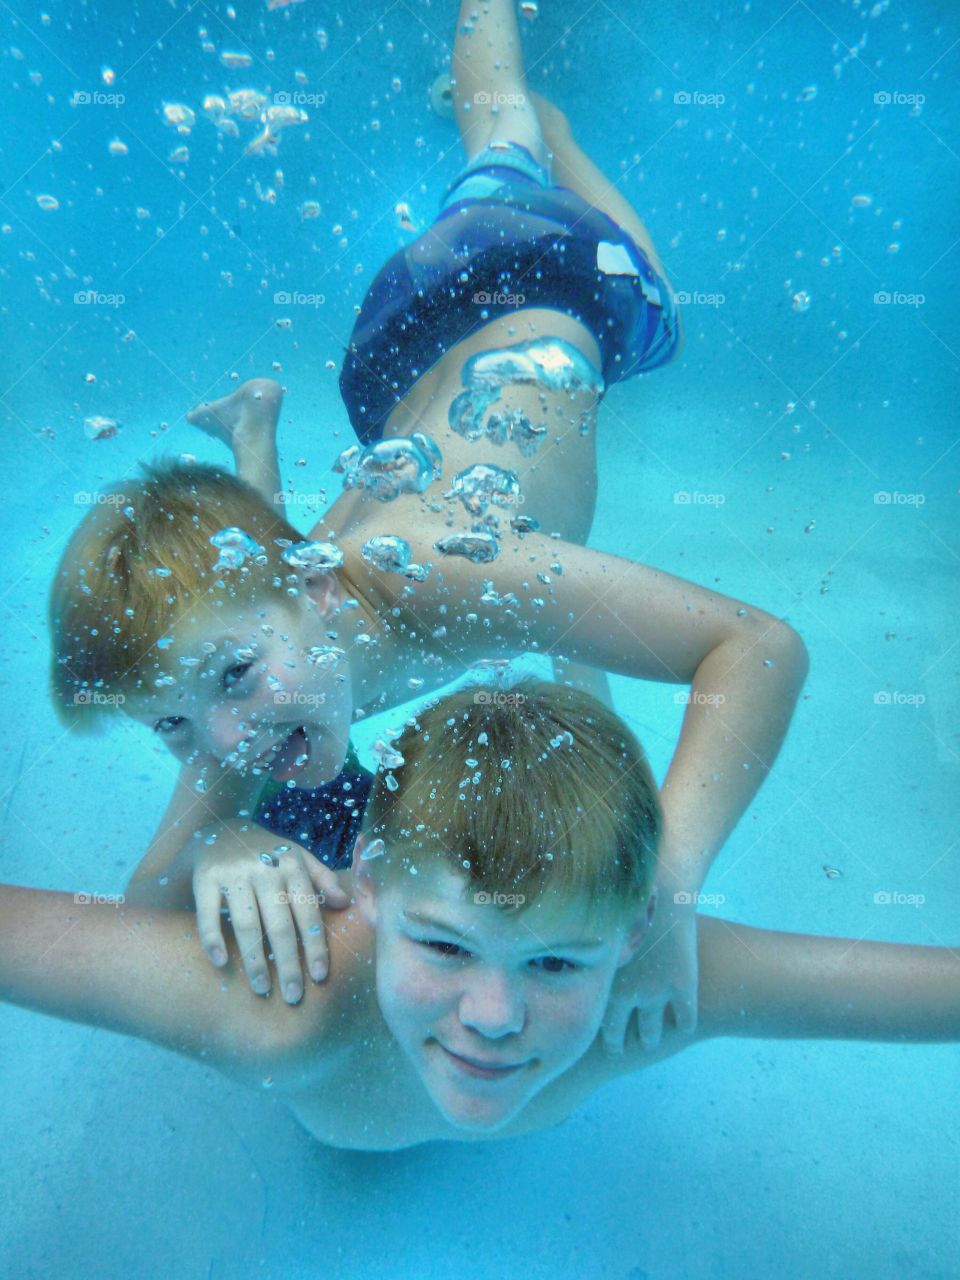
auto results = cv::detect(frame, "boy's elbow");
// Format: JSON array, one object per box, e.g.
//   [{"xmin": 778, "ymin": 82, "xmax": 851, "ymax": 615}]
[
  {"xmin": 745, "ymin": 616, "xmax": 808, "ymax": 679},
  {"xmin": 775, "ymin": 622, "xmax": 809, "ymax": 682}
]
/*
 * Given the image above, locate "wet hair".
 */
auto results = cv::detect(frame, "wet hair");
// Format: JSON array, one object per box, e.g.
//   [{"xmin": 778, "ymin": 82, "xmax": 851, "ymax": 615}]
[
  {"xmin": 48, "ymin": 460, "xmax": 300, "ymax": 727},
  {"xmin": 361, "ymin": 677, "xmax": 661, "ymax": 918}
]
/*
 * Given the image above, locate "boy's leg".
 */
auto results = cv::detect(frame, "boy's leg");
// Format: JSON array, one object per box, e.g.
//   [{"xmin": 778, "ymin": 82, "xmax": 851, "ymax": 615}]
[
  {"xmin": 449, "ymin": 9, "xmax": 613, "ymax": 707},
  {"xmin": 530, "ymin": 91, "xmax": 673, "ymax": 288},
  {"xmin": 451, "ymin": 0, "xmax": 548, "ymax": 164},
  {"xmin": 187, "ymin": 378, "xmax": 285, "ymax": 517}
]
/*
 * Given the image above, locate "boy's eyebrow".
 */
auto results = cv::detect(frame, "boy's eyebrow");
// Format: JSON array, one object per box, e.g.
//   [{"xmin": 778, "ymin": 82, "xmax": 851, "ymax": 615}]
[{"xmin": 402, "ymin": 910, "xmax": 607, "ymax": 952}]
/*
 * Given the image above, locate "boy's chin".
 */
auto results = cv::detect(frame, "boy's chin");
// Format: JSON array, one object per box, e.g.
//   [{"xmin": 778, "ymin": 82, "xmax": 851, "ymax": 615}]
[{"xmin": 296, "ymin": 727, "xmax": 348, "ymax": 788}]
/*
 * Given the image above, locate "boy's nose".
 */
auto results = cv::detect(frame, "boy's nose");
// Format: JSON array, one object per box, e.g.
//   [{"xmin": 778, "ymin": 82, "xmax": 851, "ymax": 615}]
[
  {"xmin": 458, "ymin": 972, "xmax": 526, "ymax": 1038},
  {"xmin": 202, "ymin": 711, "xmax": 264, "ymax": 762}
]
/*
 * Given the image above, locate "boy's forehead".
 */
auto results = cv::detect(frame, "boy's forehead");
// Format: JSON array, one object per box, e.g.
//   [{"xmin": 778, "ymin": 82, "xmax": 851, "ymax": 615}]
[
  {"xmin": 168, "ymin": 603, "xmax": 270, "ymax": 648},
  {"xmin": 383, "ymin": 859, "xmax": 617, "ymax": 944}
]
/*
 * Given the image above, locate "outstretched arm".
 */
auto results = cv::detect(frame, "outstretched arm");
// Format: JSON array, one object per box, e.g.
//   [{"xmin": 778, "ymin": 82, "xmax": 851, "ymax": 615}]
[
  {"xmin": 0, "ymin": 884, "xmax": 333, "ymax": 1081},
  {"xmin": 697, "ymin": 915, "xmax": 960, "ymax": 1043},
  {"xmin": 394, "ymin": 526, "xmax": 809, "ymax": 891}
]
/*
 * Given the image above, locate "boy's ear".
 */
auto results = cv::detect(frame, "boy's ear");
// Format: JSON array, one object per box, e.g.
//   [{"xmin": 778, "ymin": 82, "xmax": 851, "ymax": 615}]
[
  {"xmin": 618, "ymin": 890, "xmax": 657, "ymax": 965},
  {"xmin": 351, "ymin": 836, "xmax": 380, "ymax": 928},
  {"xmin": 302, "ymin": 570, "xmax": 343, "ymax": 619}
]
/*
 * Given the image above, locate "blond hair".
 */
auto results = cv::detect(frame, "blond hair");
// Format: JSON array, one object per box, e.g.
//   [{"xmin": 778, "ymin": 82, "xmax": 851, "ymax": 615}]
[
  {"xmin": 49, "ymin": 460, "xmax": 300, "ymax": 726},
  {"xmin": 362, "ymin": 678, "xmax": 661, "ymax": 918}
]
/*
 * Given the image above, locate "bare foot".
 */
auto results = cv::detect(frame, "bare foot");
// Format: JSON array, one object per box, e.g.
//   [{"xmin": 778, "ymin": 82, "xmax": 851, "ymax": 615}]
[{"xmin": 187, "ymin": 378, "xmax": 284, "ymax": 450}]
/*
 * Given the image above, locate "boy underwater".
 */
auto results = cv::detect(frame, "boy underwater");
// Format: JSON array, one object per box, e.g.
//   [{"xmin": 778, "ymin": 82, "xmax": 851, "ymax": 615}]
[{"xmin": 2, "ymin": 681, "xmax": 957, "ymax": 1151}]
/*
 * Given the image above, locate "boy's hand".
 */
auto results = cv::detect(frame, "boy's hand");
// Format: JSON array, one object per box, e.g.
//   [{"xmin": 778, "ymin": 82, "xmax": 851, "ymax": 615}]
[
  {"xmin": 601, "ymin": 878, "xmax": 699, "ymax": 1054},
  {"xmin": 191, "ymin": 826, "xmax": 351, "ymax": 1004}
]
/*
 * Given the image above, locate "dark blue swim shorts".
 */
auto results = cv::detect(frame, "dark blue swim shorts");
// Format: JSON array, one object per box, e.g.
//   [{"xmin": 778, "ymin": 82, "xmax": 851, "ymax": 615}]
[
  {"xmin": 339, "ymin": 141, "xmax": 681, "ymax": 445},
  {"xmin": 255, "ymin": 747, "xmax": 374, "ymax": 870}
]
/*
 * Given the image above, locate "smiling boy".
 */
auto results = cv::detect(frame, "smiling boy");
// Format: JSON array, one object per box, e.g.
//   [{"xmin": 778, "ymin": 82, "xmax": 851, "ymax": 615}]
[{"xmin": 3, "ymin": 681, "xmax": 957, "ymax": 1151}]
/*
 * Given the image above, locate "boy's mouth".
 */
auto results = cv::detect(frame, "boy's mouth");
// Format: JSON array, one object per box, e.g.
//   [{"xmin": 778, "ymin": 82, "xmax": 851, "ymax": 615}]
[{"xmin": 268, "ymin": 726, "xmax": 311, "ymax": 782}]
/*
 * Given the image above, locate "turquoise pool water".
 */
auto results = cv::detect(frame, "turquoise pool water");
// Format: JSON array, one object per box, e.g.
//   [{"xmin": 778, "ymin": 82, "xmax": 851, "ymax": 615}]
[{"xmin": 1, "ymin": 1, "xmax": 957, "ymax": 1276}]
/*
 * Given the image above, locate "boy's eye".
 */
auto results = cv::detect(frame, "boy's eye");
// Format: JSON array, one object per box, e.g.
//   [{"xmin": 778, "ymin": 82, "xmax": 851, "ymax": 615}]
[
  {"xmin": 154, "ymin": 715, "xmax": 186, "ymax": 735},
  {"xmin": 223, "ymin": 661, "xmax": 253, "ymax": 690},
  {"xmin": 418, "ymin": 940, "xmax": 577, "ymax": 974},
  {"xmin": 422, "ymin": 939, "xmax": 467, "ymax": 958},
  {"xmin": 534, "ymin": 956, "xmax": 579, "ymax": 975}
]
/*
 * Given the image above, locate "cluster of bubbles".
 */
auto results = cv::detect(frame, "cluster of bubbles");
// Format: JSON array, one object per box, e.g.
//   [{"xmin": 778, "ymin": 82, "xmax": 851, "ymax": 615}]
[
  {"xmin": 448, "ymin": 338, "xmax": 604, "ymax": 453},
  {"xmin": 334, "ymin": 432, "xmax": 442, "ymax": 502},
  {"xmin": 360, "ymin": 534, "xmax": 430, "ymax": 582},
  {"xmin": 306, "ymin": 645, "xmax": 346, "ymax": 669},
  {"xmin": 162, "ymin": 88, "xmax": 308, "ymax": 160},
  {"xmin": 279, "ymin": 540, "xmax": 343, "ymax": 572},
  {"xmin": 439, "ymin": 463, "xmax": 541, "ymax": 565},
  {"xmin": 210, "ymin": 527, "xmax": 265, "ymax": 571},
  {"xmin": 211, "ymin": 530, "xmax": 347, "ymax": 577},
  {"xmin": 434, "ymin": 530, "xmax": 500, "ymax": 564},
  {"xmin": 447, "ymin": 462, "xmax": 522, "ymax": 519}
]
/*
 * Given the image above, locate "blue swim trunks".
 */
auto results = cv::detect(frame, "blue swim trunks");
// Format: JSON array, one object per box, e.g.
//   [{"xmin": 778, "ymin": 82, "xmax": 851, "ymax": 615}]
[
  {"xmin": 254, "ymin": 746, "xmax": 374, "ymax": 870},
  {"xmin": 339, "ymin": 141, "xmax": 681, "ymax": 445}
]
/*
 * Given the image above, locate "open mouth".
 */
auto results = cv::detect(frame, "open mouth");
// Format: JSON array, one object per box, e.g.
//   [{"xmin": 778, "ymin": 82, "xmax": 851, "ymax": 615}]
[{"xmin": 254, "ymin": 726, "xmax": 311, "ymax": 782}]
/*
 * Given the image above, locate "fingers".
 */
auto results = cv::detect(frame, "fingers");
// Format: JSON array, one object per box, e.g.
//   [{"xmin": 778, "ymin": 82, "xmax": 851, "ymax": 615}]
[
  {"xmin": 305, "ymin": 857, "xmax": 351, "ymax": 907},
  {"xmin": 195, "ymin": 876, "xmax": 228, "ymax": 968},
  {"xmin": 638, "ymin": 1007, "xmax": 664, "ymax": 1051},
  {"xmin": 194, "ymin": 848, "xmax": 348, "ymax": 1004},
  {"xmin": 257, "ymin": 884, "xmax": 309, "ymax": 1005},
  {"xmin": 284, "ymin": 868, "xmax": 330, "ymax": 985},
  {"xmin": 600, "ymin": 998, "xmax": 632, "ymax": 1055},
  {"xmin": 227, "ymin": 884, "xmax": 273, "ymax": 997},
  {"xmin": 672, "ymin": 995, "xmax": 698, "ymax": 1035}
]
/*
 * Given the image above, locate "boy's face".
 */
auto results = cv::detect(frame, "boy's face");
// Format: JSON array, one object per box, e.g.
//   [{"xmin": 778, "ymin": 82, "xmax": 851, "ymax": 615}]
[
  {"xmin": 355, "ymin": 850, "xmax": 648, "ymax": 1134},
  {"xmin": 125, "ymin": 589, "xmax": 354, "ymax": 789}
]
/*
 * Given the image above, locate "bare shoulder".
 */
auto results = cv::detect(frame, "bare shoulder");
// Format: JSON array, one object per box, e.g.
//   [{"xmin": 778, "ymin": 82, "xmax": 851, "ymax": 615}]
[{"xmin": 226, "ymin": 906, "xmax": 378, "ymax": 1087}]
